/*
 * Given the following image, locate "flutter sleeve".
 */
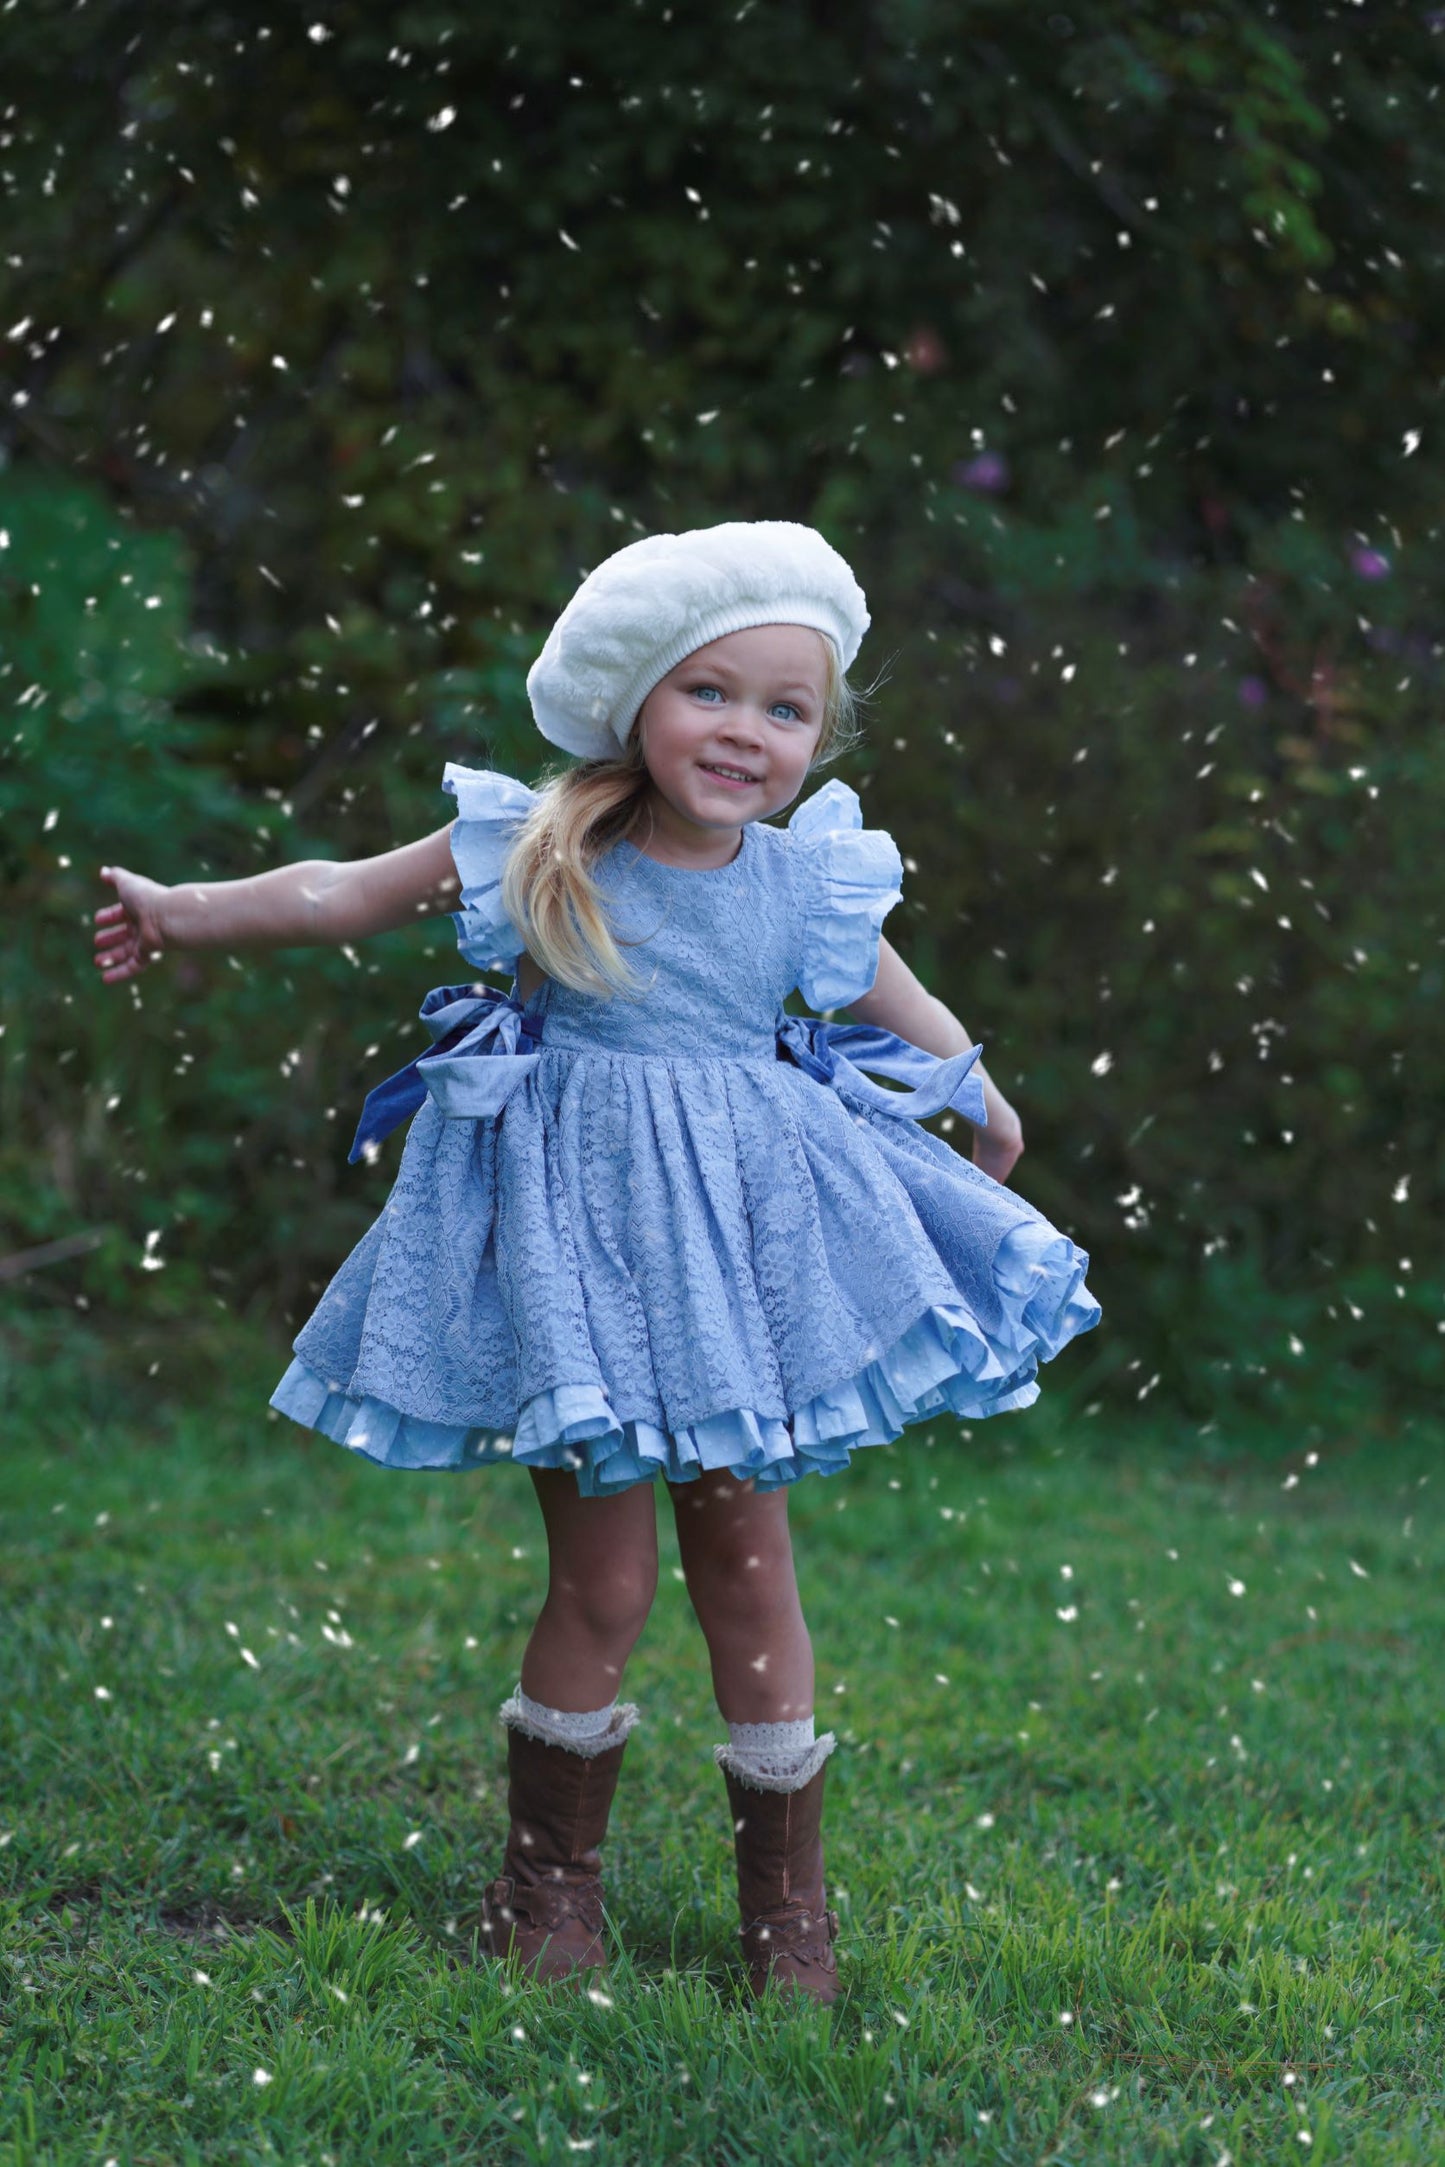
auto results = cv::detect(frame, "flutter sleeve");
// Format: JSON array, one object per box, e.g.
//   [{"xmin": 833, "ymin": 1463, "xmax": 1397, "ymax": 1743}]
[
  {"xmin": 786, "ymin": 776, "xmax": 904, "ymax": 1011},
  {"xmin": 441, "ymin": 763, "xmax": 541, "ymax": 970}
]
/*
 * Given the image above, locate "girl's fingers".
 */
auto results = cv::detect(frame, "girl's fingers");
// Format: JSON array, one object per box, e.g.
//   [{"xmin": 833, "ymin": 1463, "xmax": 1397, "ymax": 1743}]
[{"xmin": 92, "ymin": 871, "xmax": 156, "ymax": 983}]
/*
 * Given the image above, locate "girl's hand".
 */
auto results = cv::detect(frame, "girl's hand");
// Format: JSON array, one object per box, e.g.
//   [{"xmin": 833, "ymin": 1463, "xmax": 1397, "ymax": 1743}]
[{"xmin": 93, "ymin": 866, "xmax": 171, "ymax": 984}]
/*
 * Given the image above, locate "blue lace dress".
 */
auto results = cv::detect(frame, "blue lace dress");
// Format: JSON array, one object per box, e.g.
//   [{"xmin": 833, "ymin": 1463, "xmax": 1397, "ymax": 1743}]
[{"xmin": 270, "ymin": 765, "xmax": 1100, "ymax": 1494}]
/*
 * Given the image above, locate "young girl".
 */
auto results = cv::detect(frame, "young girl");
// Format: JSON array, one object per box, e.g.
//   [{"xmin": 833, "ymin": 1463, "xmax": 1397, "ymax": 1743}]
[{"xmin": 93, "ymin": 521, "xmax": 1100, "ymax": 2005}]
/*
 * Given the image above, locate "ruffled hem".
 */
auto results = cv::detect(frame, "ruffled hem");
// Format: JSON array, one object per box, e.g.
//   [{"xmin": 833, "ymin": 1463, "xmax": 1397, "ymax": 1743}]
[{"xmin": 269, "ymin": 1219, "xmax": 1099, "ymax": 1497}]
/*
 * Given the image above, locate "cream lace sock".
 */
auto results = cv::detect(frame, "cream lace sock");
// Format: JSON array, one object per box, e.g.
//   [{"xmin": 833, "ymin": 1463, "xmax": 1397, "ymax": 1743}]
[
  {"xmin": 499, "ymin": 1683, "xmax": 640, "ymax": 1758},
  {"xmin": 713, "ymin": 1714, "xmax": 836, "ymax": 1794}
]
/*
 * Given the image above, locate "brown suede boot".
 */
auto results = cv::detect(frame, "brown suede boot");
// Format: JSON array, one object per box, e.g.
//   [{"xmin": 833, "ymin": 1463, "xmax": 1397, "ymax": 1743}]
[
  {"xmin": 723, "ymin": 1762, "xmax": 841, "ymax": 2005},
  {"xmin": 479, "ymin": 1727, "xmax": 629, "ymax": 1986}
]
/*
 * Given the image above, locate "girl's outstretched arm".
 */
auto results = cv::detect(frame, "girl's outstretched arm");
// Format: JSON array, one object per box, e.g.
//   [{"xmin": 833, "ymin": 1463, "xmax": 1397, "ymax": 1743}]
[
  {"xmin": 93, "ymin": 825, "xmax": 461, "ymax": 985},
  {"xmin": 846, "ymin": 935, "xmax": 1025, "ymax": 1184}
]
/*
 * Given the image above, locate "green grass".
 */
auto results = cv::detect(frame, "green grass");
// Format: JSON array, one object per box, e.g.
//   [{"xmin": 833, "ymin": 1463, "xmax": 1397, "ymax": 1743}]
[{"xmin": 1, "ymin": 1322, "xmax": 1441, "ymax": 2165}]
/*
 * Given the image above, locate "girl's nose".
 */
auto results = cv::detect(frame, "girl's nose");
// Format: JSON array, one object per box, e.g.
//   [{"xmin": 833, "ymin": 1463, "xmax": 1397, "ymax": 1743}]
[{"xmin": 721, "ymin": 708, "xmax": 767, "ymax": 745}]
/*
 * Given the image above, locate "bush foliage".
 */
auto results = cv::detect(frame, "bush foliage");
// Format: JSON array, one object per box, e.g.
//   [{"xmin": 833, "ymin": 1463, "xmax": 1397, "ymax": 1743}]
[{"xmin": 2, "ymin": 4, "xmax": 1443, "ymax": 1408}]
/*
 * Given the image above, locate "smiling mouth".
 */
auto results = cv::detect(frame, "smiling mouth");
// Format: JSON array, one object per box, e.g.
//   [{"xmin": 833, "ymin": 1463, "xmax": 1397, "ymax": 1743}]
[{"xmin": 700, "ymin": 763, "xmax": 761, "ymax": 785}]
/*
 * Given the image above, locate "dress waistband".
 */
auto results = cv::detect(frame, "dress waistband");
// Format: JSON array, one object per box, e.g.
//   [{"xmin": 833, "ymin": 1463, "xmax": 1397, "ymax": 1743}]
[{"xmin": 349, "ymin": 983, "xmax": 987, "ymax": 1165}]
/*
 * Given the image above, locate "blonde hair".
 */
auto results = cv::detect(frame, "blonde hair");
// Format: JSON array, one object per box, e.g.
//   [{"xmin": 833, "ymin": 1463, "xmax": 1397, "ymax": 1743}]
[{"xmin": 500, "ymin": 634, "xmax": 864, "ymax": 1001}]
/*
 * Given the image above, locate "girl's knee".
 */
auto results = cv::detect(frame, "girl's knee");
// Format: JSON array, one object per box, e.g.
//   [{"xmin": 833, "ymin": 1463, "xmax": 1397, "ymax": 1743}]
[
  {"xmin": 550, "ymin": 1552, "xmax": 658, "ymax": 1648},
  {"xmin": 531, "ymin": 1466, "xmax": 659, "ymax": 1653}
]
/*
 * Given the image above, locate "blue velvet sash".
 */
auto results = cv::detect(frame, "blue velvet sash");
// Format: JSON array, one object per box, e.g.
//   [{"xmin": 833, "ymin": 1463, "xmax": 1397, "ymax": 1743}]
[
  {"xmin": 349, "ymin": 984, "xmax": 987, "ymax": 1165},
  {"xmin": 348, "ymin": 985, "xmax": 542, "ymax": 1162}
]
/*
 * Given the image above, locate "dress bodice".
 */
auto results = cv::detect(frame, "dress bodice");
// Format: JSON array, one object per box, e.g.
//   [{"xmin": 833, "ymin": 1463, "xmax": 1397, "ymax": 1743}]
[
  {"xmin": 441, "ymin": 763, "xmax": 908, "ymax": 1048},
  {"xmin": 530, "ymin": 824, "xmax": 803, "ymax": 1059}
]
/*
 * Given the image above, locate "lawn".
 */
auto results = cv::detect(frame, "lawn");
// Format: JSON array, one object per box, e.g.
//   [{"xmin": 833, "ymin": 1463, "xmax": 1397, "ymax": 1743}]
[{"xmin": 1, "ymin": 1322, "xmax": 1440, "ymax": 2165}]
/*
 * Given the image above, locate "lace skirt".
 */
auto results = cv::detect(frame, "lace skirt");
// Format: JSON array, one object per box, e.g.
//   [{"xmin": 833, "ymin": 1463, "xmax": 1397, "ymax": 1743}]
[{"xmin": 271, "ymin": 1044, "xmax": 1100, "ymax": 1494}]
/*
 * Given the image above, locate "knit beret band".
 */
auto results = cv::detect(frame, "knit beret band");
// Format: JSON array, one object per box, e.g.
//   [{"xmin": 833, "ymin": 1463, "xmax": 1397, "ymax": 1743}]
[{"xmin": 526, "ymin": 521, "xmax": 870, "ymax": 761}]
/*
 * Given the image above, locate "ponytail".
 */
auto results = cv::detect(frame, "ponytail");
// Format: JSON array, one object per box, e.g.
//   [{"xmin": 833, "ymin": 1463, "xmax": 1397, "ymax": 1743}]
[{"xmin": 500, "ymin": 736, "xmax": 657, "ymax": 1001}]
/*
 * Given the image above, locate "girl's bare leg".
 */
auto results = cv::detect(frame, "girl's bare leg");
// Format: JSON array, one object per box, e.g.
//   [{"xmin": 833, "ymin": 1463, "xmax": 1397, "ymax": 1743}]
[
  {"xmin": 519, "ymin": 1468, "xmax": 659, "ymax": 1710},
  {"xmin": 668, "ymin": 1469, "xmax": 814, "ymax": 1723}
]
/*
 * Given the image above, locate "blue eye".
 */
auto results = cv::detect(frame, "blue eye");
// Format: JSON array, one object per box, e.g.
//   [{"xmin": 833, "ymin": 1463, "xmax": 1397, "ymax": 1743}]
[
  {"xmin": 691, "ymin": 684, "xmax": 724, "ymax": 703},
  {"xmin": 771, "ymin": 702, "xmax": 803, "ymax": 722}
]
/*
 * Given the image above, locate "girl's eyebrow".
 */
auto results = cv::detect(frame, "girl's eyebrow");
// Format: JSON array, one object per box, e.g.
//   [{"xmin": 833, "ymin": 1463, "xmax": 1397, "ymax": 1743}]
[{"xmin": 685, "ymin": 664, "xmax": 820, "ymax": 698}]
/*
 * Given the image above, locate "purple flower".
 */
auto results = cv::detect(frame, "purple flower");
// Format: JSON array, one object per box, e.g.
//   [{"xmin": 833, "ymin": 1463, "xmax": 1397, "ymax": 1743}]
[
  {"xmin": 1349, "ymin": 547, "xmax": 1391, "ymax": 581},
  {"xmin": 954, "ymin": 451, "xmax": 1010, "ymax": 495},
  {"xmin": 1237, "ymin": 675, "xmax": 1269, "ymax": 708}
]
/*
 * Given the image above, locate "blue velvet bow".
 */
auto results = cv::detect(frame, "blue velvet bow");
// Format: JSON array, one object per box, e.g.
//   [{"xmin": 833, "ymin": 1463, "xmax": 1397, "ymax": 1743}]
[
  {"xmin": 348, "ymin": 984, "xmax": 543, "ymax": 1163},
  {"xmin": 774, "ymin": 1014, "xmax": 988, "ymax": 1128}
]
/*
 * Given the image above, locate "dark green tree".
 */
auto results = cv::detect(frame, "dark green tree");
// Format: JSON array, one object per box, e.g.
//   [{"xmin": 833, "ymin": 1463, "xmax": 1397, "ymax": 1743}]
[{"xmin": 3, "ymin": 2, "xmax": 1443, "ymax": 1412}]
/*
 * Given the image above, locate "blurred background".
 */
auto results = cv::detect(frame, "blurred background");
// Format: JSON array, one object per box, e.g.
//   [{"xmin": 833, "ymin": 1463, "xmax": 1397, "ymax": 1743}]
[{"xmin": 2, "ymin": 3, "xmax": 1441, "ymax": 1432}]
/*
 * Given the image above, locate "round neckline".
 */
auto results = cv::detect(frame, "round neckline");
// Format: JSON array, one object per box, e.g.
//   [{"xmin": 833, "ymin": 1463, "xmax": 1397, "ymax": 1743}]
[{"xmin": 617, "ymin": 822, "xmax": 753, "ymax": 876}]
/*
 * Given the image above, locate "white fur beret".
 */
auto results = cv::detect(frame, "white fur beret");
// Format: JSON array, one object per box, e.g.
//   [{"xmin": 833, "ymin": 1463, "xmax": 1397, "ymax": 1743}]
[{"xmin": 525, "ymin": 520, "xmax": 869, "ymax": 760}]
